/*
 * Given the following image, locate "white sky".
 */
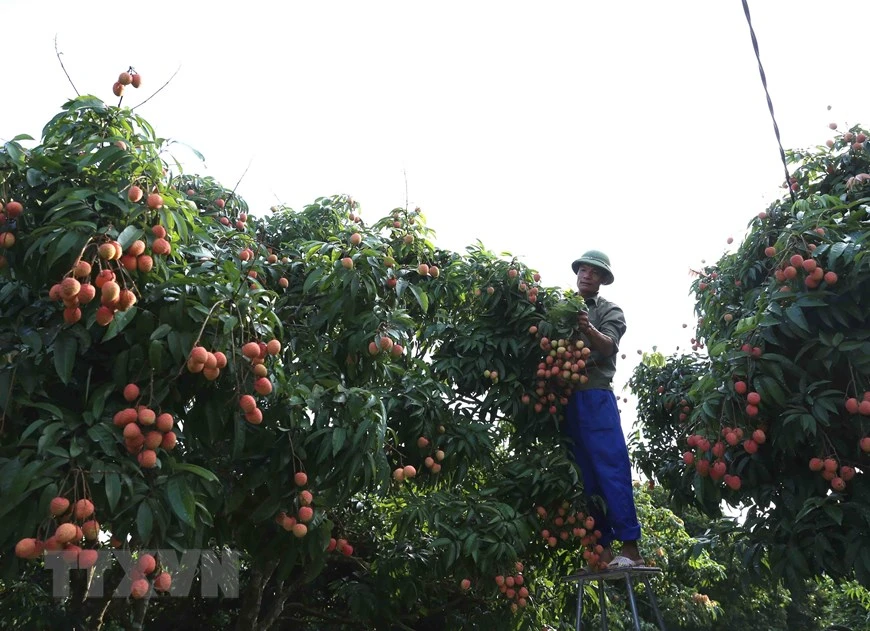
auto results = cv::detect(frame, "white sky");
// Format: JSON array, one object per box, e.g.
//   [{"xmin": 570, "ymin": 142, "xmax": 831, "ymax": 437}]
[{"xmin": 3, "ymin": 1, "xmax": 870, "ymax": 438}]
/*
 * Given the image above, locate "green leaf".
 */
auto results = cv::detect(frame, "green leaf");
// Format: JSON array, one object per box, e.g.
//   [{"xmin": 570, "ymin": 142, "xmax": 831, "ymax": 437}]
[
  {"xmin": 88, "ymin": 424, "xmax": 117, "ymax": 455},
  {"xmin": 785, "ymin": 305, "xmax": 810, "ymax": 333},
  {"xmin": 303, "ymin": 268, "xmax": 323, "ymax": 293},
  {"xmin": 332, "ymin": 427, "xmax": 347, "ymax": 456},
  {"xmin": 106, "ymin": 473, "xmax": 121, "ymax": 511},
  {"xmin": 27, "ymin": 401, "xmax": 65, "ymax": 420},
  {"xmin": 823, "ymin": 503, "xmax": 843, "ymax": 525},
  {"xmin": 20, "ymin": 419, "xmax": 48, "ymax": 441},
  {"xmin": 150, "ymin": 324, "xmax": 173, "ymax": 341},
  {"xmin": 149, "ymin": 340, "xmax": 163, "ymax": 373},
  {"xmin": 827, "ymin": 242, "xmax": 847, "ymax": 267},
  {"xmin": 69, "ymin": 95, "xmax": 106, "ymax": 111},
  {"xmin": 117, "ymin": 225, "xmax": 144, "ymax": 250},
  {"xmin": 137, "ymin": 501, "xmax": 154, "ymax": 542},
  {"xmin": 26, "ymin": 168, "xmax": 46, "ymax": 187},
  {"xmin": 102, "ymin": 307, "xmax": 137, "ymax": 342},
  {"xmin": 249, "ymin": 495, "xmax": 282, "ymax": 524},
  {"xmin": 48, "ymin": 230, "xmax": 89, "ymax": 268},
  {"xmin": 20, "ymin": 330, "xmax": 42, "ymax": 354},
  {"xmin": 708, "ymin": 342, "xmax": 728, "ymax": 357},
  {"xmin": 172, "ymin": 463, "xmax": 219, "ymax": 483},
  {"xmin": 87, "ymin": 382, "xmax": 114, "ymax": 422},
  {"xmin": 734, "ymin": 313, "xmax": 760, "ymax": 335},
  {"xmin": 232, "ymin": 418, "xmax": 246, "ymax": 460},
  {"xmin": 302, "ymin": 546, "xmax": 329, "ymax": 584},
  {"xmin": 273, "ymin": 546, "xmax": 300, "ymax": 584},
  {"xmin": 166, "ymin": 478, "xmax": 196, "ymax": 525},
  {"xmin": 794, "ymin": 295, "xmax": 828, "ymax": 308},
  {"xmin": 396, "ymin": 278, "xmax": 408, "ymax": 298},
  {"xmin": 169, "ymin": 140, "xmax": 206, "ymax": 162},
  {"xmin": 69, "ymin": 437, "xmax": 84, "ymax": 459},
  {"xmin": 4, "ymin": 141, "xmax": 24, "ymax": 162},
  {"xmin": 407, "ymin": 283, "xmax": 429, "ymax": 313},
  {"xmin": 53, "ymin": 334, "xmax": 77, "ymax": 384},
  {"xmin": 754, "ymin": 375, "xmax": 788, "ymax": 407}
]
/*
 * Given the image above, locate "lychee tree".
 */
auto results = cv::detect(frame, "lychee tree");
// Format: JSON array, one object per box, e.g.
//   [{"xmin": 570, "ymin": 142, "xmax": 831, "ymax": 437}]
[
  {"xmin": 0, "ymin": 93, "xmax": 641, "ymax": 629},
  {"xmin": 628, "ymin": 124, "xmax": 870, "ymax": 589}
]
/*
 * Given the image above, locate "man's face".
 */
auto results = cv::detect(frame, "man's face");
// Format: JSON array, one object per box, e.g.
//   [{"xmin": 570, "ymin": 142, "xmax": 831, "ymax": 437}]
[{"xmin": 576, "ymin": 264, "xmax": 603, "ymax": 297}]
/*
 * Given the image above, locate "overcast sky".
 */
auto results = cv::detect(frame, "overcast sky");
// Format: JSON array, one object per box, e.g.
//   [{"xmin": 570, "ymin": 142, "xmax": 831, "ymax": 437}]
[{"xmin": 3, "ymin": 0, "xmax": 869, "ymax": 437}]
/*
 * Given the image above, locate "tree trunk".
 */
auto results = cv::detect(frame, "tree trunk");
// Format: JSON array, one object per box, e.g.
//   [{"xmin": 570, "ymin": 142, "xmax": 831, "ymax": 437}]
[
  {"xmin": 235, "ymin": 557, "xmax": 280, "ymax": 631},
  {"xmin": 256, "ymin": 579, "xmax": 296, "ymax": 631},
  {"xmin": 129, "ymin": 595, "xmax": 150, "ymax": 630},
  {"xmin": 68, "ymin": 566, "xmax": 98, "ymax": 627}
]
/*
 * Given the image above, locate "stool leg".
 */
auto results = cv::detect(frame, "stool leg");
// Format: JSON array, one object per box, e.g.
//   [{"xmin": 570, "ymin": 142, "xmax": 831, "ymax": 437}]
[
  {"xmin": 598, "ymin": 579, "xmax": 607, "ymax": 631},
  {"xmin": 624, "ymin": 573, "xmax": 642, "ymax": 631},
  {"xmin": 575, "ymin": 579, "xmax": 584, "ymax": 631},
  {"xmin": 642, "ymin": 576, "xmax": 666, "ymax": 631}
]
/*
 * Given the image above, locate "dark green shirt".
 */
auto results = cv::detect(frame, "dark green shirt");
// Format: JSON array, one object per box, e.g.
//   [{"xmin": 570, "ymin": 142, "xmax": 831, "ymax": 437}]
[{"xmin": 576, "ymin": 294, "xmax": 627, "ymax": 391}]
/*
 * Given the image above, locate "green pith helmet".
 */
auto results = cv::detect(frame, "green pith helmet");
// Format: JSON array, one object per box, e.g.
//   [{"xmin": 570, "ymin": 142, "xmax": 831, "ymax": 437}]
[{"xmin": 571, "ymin": 250, "xmax": 614, "ymax": 285}]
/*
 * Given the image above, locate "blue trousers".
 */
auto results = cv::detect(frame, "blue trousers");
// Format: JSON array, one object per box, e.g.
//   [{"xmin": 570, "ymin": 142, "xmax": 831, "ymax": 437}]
[{"xmin": 564, "ymin": 389, "xmax": 641, "ymax": 547}]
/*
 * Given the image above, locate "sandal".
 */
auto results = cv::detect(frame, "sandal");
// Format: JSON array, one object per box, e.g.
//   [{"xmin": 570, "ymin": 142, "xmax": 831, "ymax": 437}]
[{"xmin": 606, "ymin": 555, "xmax": 645, "ymax": 569}]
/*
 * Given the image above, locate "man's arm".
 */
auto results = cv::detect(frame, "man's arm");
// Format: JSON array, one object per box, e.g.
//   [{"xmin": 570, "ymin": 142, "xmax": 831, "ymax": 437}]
[{"xmin": 577, "ymin": 311, "xmax": 615, "ymax": 356}]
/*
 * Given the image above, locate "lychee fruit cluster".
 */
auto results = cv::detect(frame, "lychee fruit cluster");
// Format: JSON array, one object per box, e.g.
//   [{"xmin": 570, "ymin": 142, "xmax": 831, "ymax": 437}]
[{"xmin": 113, "ymin": 383, "xmax": 177, "ymax": 467}]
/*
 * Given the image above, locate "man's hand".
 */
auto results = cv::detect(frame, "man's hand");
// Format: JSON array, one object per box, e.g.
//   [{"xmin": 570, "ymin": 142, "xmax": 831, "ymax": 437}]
[
  {"xmin": 577, "ymin": 311, "xmax": 591, "ymax": 334},
  {"xmin": 577, "ymin": 311, "xmax": 615, "ymax": 357}
]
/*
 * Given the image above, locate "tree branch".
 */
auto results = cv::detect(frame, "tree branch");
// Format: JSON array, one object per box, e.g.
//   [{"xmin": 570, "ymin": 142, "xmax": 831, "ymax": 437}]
[
  {"xmin": 282, "ymin": 602, "xmax": 367, "ymax": 628},
  {"xmin": 131, "ymin": 65, "xmax": 181, "ymax": 111},
  {"xmin": 229, "ymin": 158, "xmax": 254, "ymax": 202},
  {"xmin": 54, "ymin": 35, "xmax": 80, "ymax": 96},
  {"xmin": 93, "ymin": 595, "xmax": 114, "ymax": 631}
]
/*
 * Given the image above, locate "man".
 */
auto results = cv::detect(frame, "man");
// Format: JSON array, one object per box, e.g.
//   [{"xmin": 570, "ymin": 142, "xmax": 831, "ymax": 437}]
[{"xmin": 565, "ymin": 250, "xmax": 643, "ymax": 569}]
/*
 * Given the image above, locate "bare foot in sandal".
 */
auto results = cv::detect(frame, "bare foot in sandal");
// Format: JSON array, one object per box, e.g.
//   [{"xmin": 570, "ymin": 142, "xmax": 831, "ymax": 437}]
[{"xmin": 607, "ymin": 541, "xmax": 644, "ymax": 568}]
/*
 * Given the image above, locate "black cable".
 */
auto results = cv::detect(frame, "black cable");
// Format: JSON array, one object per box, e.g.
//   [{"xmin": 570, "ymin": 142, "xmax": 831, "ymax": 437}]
[{"xmin": 741, "ymin": 0, "xmax": 796, "ymax": 204}]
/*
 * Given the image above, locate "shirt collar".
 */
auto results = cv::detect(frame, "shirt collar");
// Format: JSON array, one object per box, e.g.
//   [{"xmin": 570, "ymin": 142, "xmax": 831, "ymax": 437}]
[{"xmin": 585, "ymin": 294, "xmax": 599, "ymax": 307}]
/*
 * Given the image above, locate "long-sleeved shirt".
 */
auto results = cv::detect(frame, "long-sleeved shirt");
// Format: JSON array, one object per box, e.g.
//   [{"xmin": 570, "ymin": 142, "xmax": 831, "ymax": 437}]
[{"xmin": 576, "ymin": 294, "xmax": 627, "ymax": 391}]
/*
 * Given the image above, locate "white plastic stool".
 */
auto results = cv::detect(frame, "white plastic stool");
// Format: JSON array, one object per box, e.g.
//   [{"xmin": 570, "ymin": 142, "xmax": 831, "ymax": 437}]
[{"xmin": 563, "ymin": 566, "xmax": 666, "ymax": 631}]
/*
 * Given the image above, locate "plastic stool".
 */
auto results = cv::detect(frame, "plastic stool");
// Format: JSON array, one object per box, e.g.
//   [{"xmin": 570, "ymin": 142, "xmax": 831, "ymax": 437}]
[{"xmin": 563, "ymin": 566, "xmax": 666, "ymax": 631}]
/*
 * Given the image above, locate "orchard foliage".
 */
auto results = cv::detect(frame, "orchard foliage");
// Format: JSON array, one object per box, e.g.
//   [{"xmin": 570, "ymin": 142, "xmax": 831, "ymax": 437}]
[
  {"xmin": 0, "ymin": 95, "xmax": 621, "ymax": 629},
  {"xmin": 629, "ymin": 123, "xmax": 870, "ymax": 589}
]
